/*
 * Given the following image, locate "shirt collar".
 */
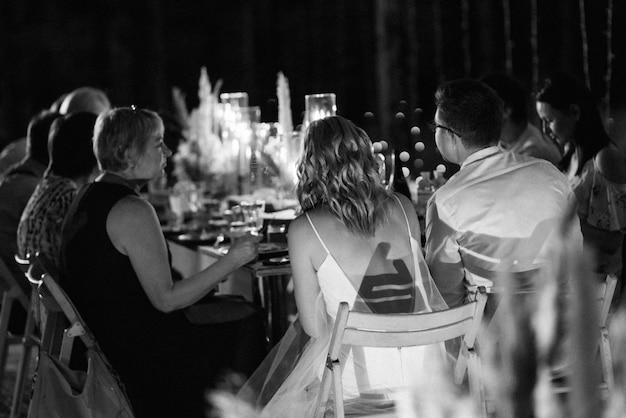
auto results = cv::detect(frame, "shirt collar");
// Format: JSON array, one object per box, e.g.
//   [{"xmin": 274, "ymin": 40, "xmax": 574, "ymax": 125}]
[{"xmin": 460, "ymin": 146, "xmax": 501, "ymax": 169}]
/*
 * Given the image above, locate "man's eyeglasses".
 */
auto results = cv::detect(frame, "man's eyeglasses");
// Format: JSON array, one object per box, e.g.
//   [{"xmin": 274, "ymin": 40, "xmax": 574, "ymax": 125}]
[{"xmin": 428, "ymin": 121, "xmax": 461, "ymax": 137}]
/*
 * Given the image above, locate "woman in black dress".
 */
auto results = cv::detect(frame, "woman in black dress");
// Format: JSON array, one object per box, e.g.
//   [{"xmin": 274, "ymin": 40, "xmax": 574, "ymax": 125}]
[{"xmin": 59, "ymin": 107, "xmax": 266, "ymax": 417}]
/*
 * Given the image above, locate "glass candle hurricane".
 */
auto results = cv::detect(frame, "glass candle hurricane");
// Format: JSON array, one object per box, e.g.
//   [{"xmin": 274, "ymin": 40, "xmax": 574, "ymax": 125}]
[{"xmin": 304, "ymin": 93, "xmax": 337, "ymax": 129}]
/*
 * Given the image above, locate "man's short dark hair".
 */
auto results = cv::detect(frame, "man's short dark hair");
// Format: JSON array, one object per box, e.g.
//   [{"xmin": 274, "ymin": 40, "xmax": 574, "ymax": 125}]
[
  {"xmin": 434, "ymin": 79, "xmax": 504, "ymax": 149},
  {"xmin": 480, "ymin": 72, "xmax": 529, "ymax": 126},
  {"xmin": 48, "ymin": 112, "xmax": 98, "ymax": 179}
]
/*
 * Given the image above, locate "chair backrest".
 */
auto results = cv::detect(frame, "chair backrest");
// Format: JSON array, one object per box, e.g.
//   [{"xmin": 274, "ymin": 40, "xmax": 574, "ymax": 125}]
[
  {"xmin": 336, "ymin": 296, "xmax": 486, "ymax": 350},
  {"xmin": 30, "ymin": 252, "xmax": 96, "ymax": 360},
  {"xmin": 28, "ymin": 253, "xmax": 136, "ymax": 417},
  {"xmin": 317, "ymin": 290, "xmax": 488, "ymax": 417}
]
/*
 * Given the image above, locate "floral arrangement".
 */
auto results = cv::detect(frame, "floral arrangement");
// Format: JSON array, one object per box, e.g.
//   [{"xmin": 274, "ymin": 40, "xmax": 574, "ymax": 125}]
[
  {"xmin": 170, "ymin": 68, "xmax": 300, "ymax": 205},
  {"xmin": 172, "ymin": 67, "xmax": 238, "ymax": 196}
]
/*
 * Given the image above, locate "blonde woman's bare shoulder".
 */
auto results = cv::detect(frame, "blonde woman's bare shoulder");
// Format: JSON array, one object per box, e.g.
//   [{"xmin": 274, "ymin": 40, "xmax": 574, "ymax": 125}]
[
  {"xmin": 290, "ymin": 208, "xmax": 329, "ymax": 234},
  {"xmin": 287, "ymin": 210, "xmax": 327, "ymax": 261},
  {"xmin": 289, "ymin": 212, "xmax": 310, "ymax": 234}
]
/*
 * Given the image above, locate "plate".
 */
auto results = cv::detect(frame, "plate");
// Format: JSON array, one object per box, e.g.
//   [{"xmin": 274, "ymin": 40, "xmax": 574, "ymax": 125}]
[
  {"xmin": 259, "ymin": 242, "xmax": 287, "ymax": 253},
  {"xmin": 216, "ymin": 242, "xmax": 288, "ymax": 260},
  {"xmin": 176, "ymin": 232, "xmax": 221, "ymax": 245}
]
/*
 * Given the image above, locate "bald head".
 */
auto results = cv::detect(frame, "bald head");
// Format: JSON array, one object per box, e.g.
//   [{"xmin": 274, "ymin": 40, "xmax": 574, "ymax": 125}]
[{"xmin": 59, "ymin": 87, "xmax": 111, "ymax": 116}]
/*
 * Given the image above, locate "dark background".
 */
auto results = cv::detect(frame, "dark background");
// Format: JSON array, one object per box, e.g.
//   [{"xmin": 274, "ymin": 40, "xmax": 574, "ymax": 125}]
[{"xmin": 1, "ymin": 0, "xmax": 624, "ymax": 174}]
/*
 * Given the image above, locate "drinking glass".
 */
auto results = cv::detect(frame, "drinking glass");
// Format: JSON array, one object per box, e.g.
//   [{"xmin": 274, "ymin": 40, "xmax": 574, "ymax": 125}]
[
  {"xmin": 168, "ymin": 181, "xmax": 201, "ymax": 230},
  {"xmin": 168, "ymin": 194, "xmax": 186, "ymax": 230},
  {"xmin": 240, "ymin": 200, "xmax": 266, "ymax": 236},
  {"xmin": 228, "ymin": 221, "xmax": 248, "ymax": 243}
]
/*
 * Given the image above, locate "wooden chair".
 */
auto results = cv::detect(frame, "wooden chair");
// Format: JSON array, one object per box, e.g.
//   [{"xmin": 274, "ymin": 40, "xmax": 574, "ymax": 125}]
[
  {"xmin": 30, "ymin": 252, "xmax": 97, "ymax": 363},
  {"xmin": 483, "ymin": 273, "xmax": 618, "ymax": 407},
  {"xmin": 0, "ymin": 255, "xmax": 40, "ymax": 418},
  {"xmin": 551, "ymin": 273, "xmax": 618, "ymax": 396},
  {"xmin": 28, "ymin": 252, "xmax": 135, "ymax": 416},
  {"xmin": 597, "ymin": 274, "xmax": 617, "ymax": 393},
  {"xmin": 25, "ymin": 254, "xmax": 66, "ymax": 360},
  {"xmin": 314, "ymin": 288, "xmax": 488, "ymax": 418}
]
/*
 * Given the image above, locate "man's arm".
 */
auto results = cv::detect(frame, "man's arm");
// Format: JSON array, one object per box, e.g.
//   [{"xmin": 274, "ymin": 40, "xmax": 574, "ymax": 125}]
[{"xmin": 425, "ymin": 196, "xmax": 466, "ymax": 307}]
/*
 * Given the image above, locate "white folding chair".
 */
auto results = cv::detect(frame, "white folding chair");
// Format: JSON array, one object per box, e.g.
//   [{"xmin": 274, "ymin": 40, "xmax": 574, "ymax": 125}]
[
  {"xmin": 598, "ymin": 274, "xmax": 617, "ymax": 393},
  {"xmin": 314, "ymin": 289, "xmax": 488, "ymax": 418},
  {"xmin": 484, "ymin": 273, "xmax": 618, "ymax": 404},
  {"xmin": 551, "ymin": 273, "xmax": 618, "ymax": 396}
]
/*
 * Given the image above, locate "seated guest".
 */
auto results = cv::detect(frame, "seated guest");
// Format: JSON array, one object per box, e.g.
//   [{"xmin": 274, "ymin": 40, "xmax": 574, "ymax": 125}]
[
  {"xmin": 59, "ymin": 107, "xmax": 266, "ymax": 418},
  {"xmin": 0, "ymin": 87, "xmax": 107, "ymax": 177},
  {"xmin": 536, "ymin": 72, "xmax": 626, "ymax": 296},
  {"xmin": 0, "ymin": 139, "xmax": 28, "ymax": 177},
  {"xmin": 425, "ymin": 79, "xmax": 582, "ymax": 310},
  {"xmin": 237, "ymin": 116, "xmax": 448, "ymax": 417},
  {"xmin": 481, "ymin": 72, "xmax": 562, "ymax": 165},
  {"xmin": 0, "ymin": 111, "xmax": 60, "ymax": 273},
  {"xmin": 0, "ymin": 94, "xmax": 66, "ymax": 177},
  {"xmin": 17, "ymin": 112, "xmax": 98, "ymax": 268},
  {"xmin": 0, "ymin": 110, "xmax": 59, "ymax": 333}
]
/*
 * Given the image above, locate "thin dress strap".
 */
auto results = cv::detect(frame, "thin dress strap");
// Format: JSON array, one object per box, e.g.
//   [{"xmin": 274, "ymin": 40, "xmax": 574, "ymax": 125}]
[
  {"xmin": 305, "ymin": 196, "xmax": 411, "ymax": 255},
  {"xmin": 305, "ymin": 212, "xmax": 331, "ymax": 254},
  {"xmin": 392, "ymin": 194, "xmax": 412, "ymax": 234},
  {"xmin": 392, "ymin": 194, "xmax": 433, "ymax": 313}
]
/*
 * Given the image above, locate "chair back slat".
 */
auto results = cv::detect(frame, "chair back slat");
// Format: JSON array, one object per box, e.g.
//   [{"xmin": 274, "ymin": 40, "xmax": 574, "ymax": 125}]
[
  {"xmin": 346, "ymin": 301, "xmax": 478, "ymax": 331},
  {"xmin": 39, "ymin": 270, "xmax": 95, "ymax": 350},
  {"xmin": 343, "ymin": 317, "xmax": 473, "ymax": 347},
  {"xmin": 327, "ymin": 302, "xmax": 350, "ymax": 360},
  {"xmin": 598, "ymin": 274, "xmax": 617, "ymax": 328}
]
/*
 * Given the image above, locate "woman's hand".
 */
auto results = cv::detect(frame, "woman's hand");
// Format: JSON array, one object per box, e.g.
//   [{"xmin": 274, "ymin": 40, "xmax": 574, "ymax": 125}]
[{"xmin": 224, "ymin": 234, "xmax": 263, "ymax": 267}]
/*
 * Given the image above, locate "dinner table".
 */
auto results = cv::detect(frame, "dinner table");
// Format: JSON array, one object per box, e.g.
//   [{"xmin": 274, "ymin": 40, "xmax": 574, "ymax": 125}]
[{"xmin": 164, "ymin": 210, "xmax": 296, "ymax": 346}]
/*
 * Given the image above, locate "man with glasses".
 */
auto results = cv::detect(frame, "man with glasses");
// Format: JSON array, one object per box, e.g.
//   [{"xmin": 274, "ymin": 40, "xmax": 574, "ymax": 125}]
[{"xmin": 424, "ymin": 79, "xmax": 581, "ymax": 313}]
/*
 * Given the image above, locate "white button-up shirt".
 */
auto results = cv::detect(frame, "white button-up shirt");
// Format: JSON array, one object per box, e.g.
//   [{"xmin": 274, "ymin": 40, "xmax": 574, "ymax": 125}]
[{"xmin": 425, "ymin": 146, "xmax": 581, "ymax": 307}]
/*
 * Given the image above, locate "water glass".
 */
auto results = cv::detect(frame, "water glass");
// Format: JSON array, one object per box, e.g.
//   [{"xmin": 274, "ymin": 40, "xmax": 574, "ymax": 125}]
[
  {"xmin": 228, "ymin": 221, "xmax": 248, "ymax": 243},
  {"xmin": 240, "ymin": 200, "xmax": 266, "ymax": 235}
]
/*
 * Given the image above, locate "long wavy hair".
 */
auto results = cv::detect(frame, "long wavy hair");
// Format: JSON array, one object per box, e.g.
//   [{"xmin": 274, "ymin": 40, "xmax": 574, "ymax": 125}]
[
  {"xmin": 296, "ymin": 116, "xmax": 392, "ymax": 235},
  {"xmin": 535, "ymin": 72, "xmax": 612, "ymax": 175}
]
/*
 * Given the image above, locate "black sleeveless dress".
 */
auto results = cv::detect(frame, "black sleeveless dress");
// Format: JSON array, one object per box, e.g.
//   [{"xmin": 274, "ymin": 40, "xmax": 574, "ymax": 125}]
[{"xmin": 59, "ymin": 182, "xmax": 266, "ymax": 417}]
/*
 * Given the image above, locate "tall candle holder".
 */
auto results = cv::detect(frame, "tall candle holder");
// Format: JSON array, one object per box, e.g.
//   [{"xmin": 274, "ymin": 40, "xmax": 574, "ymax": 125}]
[
  {"xmin": 303, "ymin": 93, "xmax": 336, "ymax": 130},
  {"xmin": 232, "ymin": 106, "xmax": 260, "ymax": 195}
]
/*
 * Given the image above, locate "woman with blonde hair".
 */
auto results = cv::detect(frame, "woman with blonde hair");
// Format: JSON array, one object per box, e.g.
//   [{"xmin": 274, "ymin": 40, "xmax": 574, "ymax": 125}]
[
  {"xmin": 237, "ymin": 116, "xmax": 447, "ymax": 416},
  {"xmin": 60, "ymin": 107, "xmax": 266, "ymax": 417}
]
